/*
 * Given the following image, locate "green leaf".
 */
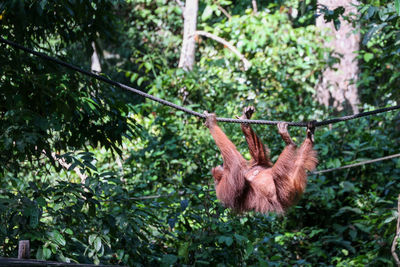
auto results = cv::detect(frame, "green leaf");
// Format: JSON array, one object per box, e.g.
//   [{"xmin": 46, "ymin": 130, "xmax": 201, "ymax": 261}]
[
  {"xmin": 130, "ymin": 73, "xmax": 139, "ymax": 82},
  {"xmin": 202, "ymin": 5, "xmax": 213, "ymax": 21},
  {"xmin": 354, "ymin": 223, "xmax": 372, "ymax": 233},
  {"xmin": 67, "ymin": 161, "xmax": 79, "ymax": 171},
  {"xmin": 94, "ymin": 237, "xmax": 102, "ymax": 252},
  {"xmin": 83, "ymin": 161, "xmax": 97, "ymax": 171},
  {"xmin": 333, "ymin": 19, "xmax": 341, "ymax": 31},
  {"xmin": 342, "ymin": 249, "xmax": 349, "ymax": 256},
  {"xmin": 65, "ymin": 228, "xmax": 73, "ymax": 235},
  {"xmin": 36, "ymin": 248, "xmax": 44, "ymax": 260},
  {"xmin": 396, "ymin": 0, "xmax": 400, "ymax": 16},
  {"xmin": 89, "ymin": 234, "xmax": 96, "ymax": 245},
  {"xmin": 383, "ymin": 216, "xmax": 396, "ymax": 224},
  {"xmin": 40, "ymin": 0, "xmax": 47, "ymax": 9},
  {"xmin": 42, "ymin": 247, "xmax": 51, "ymax": 259},
  {"xmin": 271, "ymin": 255, "xmax": 281, "ymax": 260},
  {"xmin": 29, "ymin": 207, "xmax": 39, "ymax": 228},
  {"xmin": 178, "ymin": 242, "xmax": 189, "ymax": 258},
  {"xmin": 137, "ymin": 77, "xmax": 145, "ymax": 86},
  {"xmin": 234, "ymin": 234, "xmax": 247, "ymax": 243},
  {"xmin": 362, "ymin": 23, "xmax": 387, "ymax": 45},
  {"xmin": 144, "ymin": 62, "xmax": 152, "ymax": 71},
  {"xmin": 94, "ymin": 256, "xmax": 100, "ymax": 265},
  {"xmin": 36, "ymin": 197, "xmax": 46, "ymax": 207},
  {"xmin": 363, "ymin": 53, "xmax": 373, "ymax": 62},
  {"xmin": 364, "ymin": 6, "xmax": 376, "ymax": 20},
  {"xmin": 218, "ymin": 236, "xmax": 233, "ymax": 246},
  {"xmin": 51, "ymin": 230, "xmax": 66, "ymax": 246},
  {"xmin": 246, "ymin": 243, "xmax": 254, "ymax": 255},
  {"xmin": 161, "ymin": 254, "xmax": 177, "ymax": 265}
]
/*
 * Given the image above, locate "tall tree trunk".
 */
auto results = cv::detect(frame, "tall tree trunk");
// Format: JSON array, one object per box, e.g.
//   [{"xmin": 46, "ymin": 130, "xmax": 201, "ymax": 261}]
[
  {"xmin": 91, "ymin": 41, "xmax": 102, "ymax": 73},
  {"xmin": 316, "ymin": 0, "xmax": 360, "ymax": 113},
  {"xmin": 178, "ymin": 0, "xmax": 198, "ymax": 71}
]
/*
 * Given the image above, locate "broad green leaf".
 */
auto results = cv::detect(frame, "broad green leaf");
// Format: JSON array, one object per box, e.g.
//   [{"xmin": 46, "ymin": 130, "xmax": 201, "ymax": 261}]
[
  {"xmin": 137, "ymin": 77, "xmax": 145, "ymax": 86},
  {"xmin": 94, "ymin": 237, "xmax": 102, "ymax": 252},
  {"xmin": 130, "ymin": 73, "xmax": 139, "ymax": 82},
  {"xmin": 246, "ymin": 243, "xmax": 254, "ymax": 255},
  {"xmin": 202, "ymin": 5, "xmax": 213, "ymax": 21},
  {"xmin": 383, "ymin": 216, "xmax": 396, "ymax": 224},
  {"xmin": 144, "ymin": 62, "xmax": 152, "ymax": 72},
  {"xmin": 51, "ymin": 231, "xmax": 66, "ymax": 246},
  {"xmin": 94, "ymin": 256, "xmax": 100, "ymax": 265},
  {"xmin": 89, "ymin": 234, "xmax": 97, "ymax": 245},
  {"xmin": 43, "ymin": 247, "xmax": 51, "ymax": 260},
  {"xmin": 36, "ymin": 248, "xmax": 44, "ymax": 260},
  {"xmin": 363, "ymin": 53, "xmax": 374, "ymax": 62},
  {"xmin": 65, "ymin": 228, "xmax": 73, "ymax": 235}
]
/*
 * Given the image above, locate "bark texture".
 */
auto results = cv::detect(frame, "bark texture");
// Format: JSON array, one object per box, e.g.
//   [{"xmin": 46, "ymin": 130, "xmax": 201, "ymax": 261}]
[
  {"xmin": 178, "ymin": 0, "xmax": 198, "ymax": 70},
  {"xmin": 316, "ymin": 0, "xmax": 360, "ymax": 113}
]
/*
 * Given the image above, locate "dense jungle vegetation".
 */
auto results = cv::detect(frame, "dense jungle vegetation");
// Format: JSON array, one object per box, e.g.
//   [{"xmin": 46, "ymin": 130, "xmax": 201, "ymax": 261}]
[{"xmin": 0, "ymin": 0, "xmax": 400, "ymax": 265}]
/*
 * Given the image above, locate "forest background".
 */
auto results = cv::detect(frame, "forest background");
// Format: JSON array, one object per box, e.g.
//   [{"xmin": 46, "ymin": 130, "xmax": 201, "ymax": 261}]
[{"xmin": 1, "ymin": 0, "xmax": 400, "ymax": 266}]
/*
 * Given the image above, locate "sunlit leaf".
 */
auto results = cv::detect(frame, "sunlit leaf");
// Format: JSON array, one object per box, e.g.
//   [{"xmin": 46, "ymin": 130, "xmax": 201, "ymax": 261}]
[
  {"xmin": 395, "ymin": 0, "xmax": 400, "ymax": 16},
  {"xmin": 202, "ymin": 5, "xmax": 214, "ymax": 21}
]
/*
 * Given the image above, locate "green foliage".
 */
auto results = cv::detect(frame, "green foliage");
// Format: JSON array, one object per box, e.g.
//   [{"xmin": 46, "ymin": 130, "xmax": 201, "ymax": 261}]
[
  {"xmin": 317, "ymin": 5, "xmax": 345, "ymax": 30},
  {"xmin": 357, "ymin": 1, "xmax": 400, "ymax": 104},
  {"xmin": 0, "ymin": 0, "xmax": 138, "ymax": 172},
  {"xmin": 0, "ymin": 169, "xmax": 165, "ymax": 265},
  {"xmin": 0, "ymin": 0, "xmax": 400, "ymax": 266}
]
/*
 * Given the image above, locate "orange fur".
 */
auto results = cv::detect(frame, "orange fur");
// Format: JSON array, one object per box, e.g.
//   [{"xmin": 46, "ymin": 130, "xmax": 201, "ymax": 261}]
[{"xmin": 205, "ymin": 108, "xmax": 317, "ymax": 214}]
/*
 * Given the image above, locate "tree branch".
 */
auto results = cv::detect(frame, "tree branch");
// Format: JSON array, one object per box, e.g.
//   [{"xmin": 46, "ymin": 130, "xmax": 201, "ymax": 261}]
[
  {"xmin": 216, "ymin": 4, "xmax": 232, "ymax": 19},
  {"xmin": 252, "ymin": 0, "xmax": 258, "ymax": 14},
  {"xmin": 46, "ymin": 151, "xmax": 88, "ymax": 184},
  {"xmin": 392, "ymin": 194, "xmax": 400, "ymax": 266},
  {"xmin": 196, "ymin": 30, "xmax": 251, "ymax": 70}
]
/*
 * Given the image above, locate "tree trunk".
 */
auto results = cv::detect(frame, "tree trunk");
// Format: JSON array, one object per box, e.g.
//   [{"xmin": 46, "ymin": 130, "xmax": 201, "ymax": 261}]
[
  {"xmin": 178, "ymin": 0, "xmax": 198, "ymax": 71},
  {"xmin": 316, "ymin": 0, "xmax": 360, "ymax": 113},
  {"xmin": 91, "ymin": 41, "xmax": 102, "ymax": 73}
]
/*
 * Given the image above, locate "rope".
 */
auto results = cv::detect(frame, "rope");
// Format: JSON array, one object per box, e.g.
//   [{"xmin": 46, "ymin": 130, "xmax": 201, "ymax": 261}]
[
  {"xmin": 311, "ymin": 153, "xmax": 400, "ymax": 175},
  {"xmin": 315, "ymin": 106, "xmax": 400, "ymax": 127},
  {"xmin": 1, "ymin": 37, "xmax": 399, "ymax": 127}
]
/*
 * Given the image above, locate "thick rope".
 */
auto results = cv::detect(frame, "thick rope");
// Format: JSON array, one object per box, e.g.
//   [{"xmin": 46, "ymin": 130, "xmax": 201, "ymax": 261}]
[
  {"xmin": 315, "ymin": 106, "xmax": 400, "ymax": 127},
  {"xmin": 311, "ymin": 153, "xmax": 400, "ymax": 175},
  {"xmin": 1, "ymin": 37, "xmax": 399, "ymax": 127}
]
